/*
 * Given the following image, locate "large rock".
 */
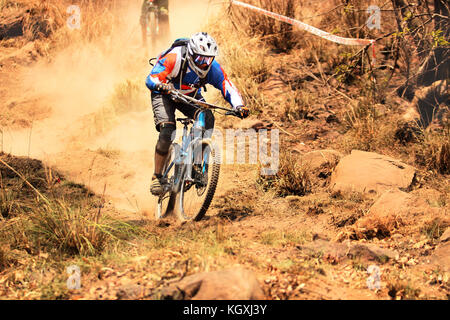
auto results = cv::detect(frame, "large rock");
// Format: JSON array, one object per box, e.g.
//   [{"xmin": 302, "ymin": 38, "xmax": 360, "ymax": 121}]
[
  {"xmin": 356, "ymin": 189, "xmax": 413, "ymax": 236},
  {"xmin": 430, "ymin": 244, "xmax": 450, "ymax": 272},
  {"xmin": 301, "ymin": 150, "xmax": 343, "ymax": 189},
  {"xmin": 161, "ymin": 267, "xmax": 265, "ymax": 300},
  {"xmin": 439, "ymin": 228, "xmax": 450, "ymax": 243},
  {"xmin": 301, "ymin": 150, "xmax": 343, "ymax": 171},
  {"xmin": 430, "ymin": 227, "xmax": 450, "ymax": 272},
  {"xmin": 355, "ymin": 189, "xmax": 448, "ymax": 238},
  {"xmin": 330, "ymin": 150, "xmax": 416, "ymax": 194}
]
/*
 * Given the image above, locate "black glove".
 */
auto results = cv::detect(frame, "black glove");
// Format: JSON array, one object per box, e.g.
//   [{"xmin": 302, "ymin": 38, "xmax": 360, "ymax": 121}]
[
  {"xmin": 235, "ymin": 106, "xmax": 250, "ymax": 119},
  {"xmin": 155, "ymin": 83, "xmax": 173, "ymax": 94}
]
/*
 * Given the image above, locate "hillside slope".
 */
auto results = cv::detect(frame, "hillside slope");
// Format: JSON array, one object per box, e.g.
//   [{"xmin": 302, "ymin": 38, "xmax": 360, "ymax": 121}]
[{"xmin": 0, "ymin": 0, "xmax": 448, "ymax": 300}]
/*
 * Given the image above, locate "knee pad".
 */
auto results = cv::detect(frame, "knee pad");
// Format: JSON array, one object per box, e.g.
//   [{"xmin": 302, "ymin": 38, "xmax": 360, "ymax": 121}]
[{"xmin": 156, "ymin": 123, "xmax": 176, "ymax": 156}]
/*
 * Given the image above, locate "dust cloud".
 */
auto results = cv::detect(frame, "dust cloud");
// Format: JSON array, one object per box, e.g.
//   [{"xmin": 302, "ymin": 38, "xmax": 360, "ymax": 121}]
[{"xmin": 2, "ymin": 0, "xmax": 223, "ymax": 215}]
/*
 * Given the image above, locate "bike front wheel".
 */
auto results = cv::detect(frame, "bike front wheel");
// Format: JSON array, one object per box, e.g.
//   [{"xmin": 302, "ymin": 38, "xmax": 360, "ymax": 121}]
[
  {"xmin": 176, "ymin": 139, "xmax": 220, "ymax": 222},
  {"xmin": 156, "ymin": 143, "xmax": 180, "ymax": 220}
]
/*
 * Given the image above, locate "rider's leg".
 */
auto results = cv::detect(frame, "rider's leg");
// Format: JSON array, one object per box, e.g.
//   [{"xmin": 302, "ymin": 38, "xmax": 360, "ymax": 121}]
[
  {"xmin": 154, "ymin": 122, "xmax": 176, "ymax": 176},
  {"xmin": 151, "ymin": 92, "xmax": 177, "ymax": 195},
  {"xmin": 151, "ymin": 122, "xmax": 176, "ymax": 195}
]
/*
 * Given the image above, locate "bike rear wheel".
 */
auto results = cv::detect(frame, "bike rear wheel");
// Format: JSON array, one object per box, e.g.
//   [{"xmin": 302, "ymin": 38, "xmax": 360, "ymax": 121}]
[
  {"xmin": 176, "ymin": 139, "xmax": 220, "ymax": 222},
  {"xmin": 156, "ymin": 143, "xmax": 180, "ymax": 220}
]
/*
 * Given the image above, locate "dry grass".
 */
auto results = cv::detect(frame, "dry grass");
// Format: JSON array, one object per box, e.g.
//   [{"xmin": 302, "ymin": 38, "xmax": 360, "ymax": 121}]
[
  {"xmin": 207, "ymin": 16, "xmax": 271, "ymax": 115},
  {"xmin": 0, "ymin": 245, "xmax": 9, "ymax": 271},
  {"xmin": 229, "ymin": 0, "xmax": 297, "ymax": 53},
  {"xmin": 387, "ymin": 278, "xmax": 422, "ymax": 300},
  {"xmin": 282, "ymin": 90, "xmax": 314, "ymax": 121},
  {"xmin": 28, "ymin": 200, "xmax": 108, "ymax": 256},
  {"xmin": 108, "ymin": 79, "xmax": 148, "ymax": 115},
  {"xmin": 1, "ymin": 0, "xmax": 127, "ymax": 56},
  {"xmin": 1, "ymin": 172, "xmax": 16, "ymax": 218},
  {"xmin": 86, "ymin": 78, "xmax": 149, "ymax": 136},
  {"xmin": 258, "ymin": 229, "xmax": 311, "ymax": 247},
  {"xmin": 0, "ymin": 153, "xmax": 144, "ymax": 258},
  {"xmin": 339, "ymin": 98, "xmax": 387, "ymax": 152},
  {"xmin": 0, "ymin": 193, "xmax": 144, "ymax": 259},
  {"xmin": 420, "ymin": 217, "xmax": 449, "ymax": 240},
  {"xmin": 414, "ymin": 125, "xmax": 450, "ymax": 175},
  {"xmin": 257, "ymin": 151, "xmax": 311, "ymax": 197},
  {"xmin": 322, "ymin": 0, "xmax": 387, "ymax": 40}
]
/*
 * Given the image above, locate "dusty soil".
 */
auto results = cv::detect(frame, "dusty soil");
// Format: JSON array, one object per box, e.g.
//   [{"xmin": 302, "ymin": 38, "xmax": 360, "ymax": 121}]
[{"xmin": 0, "ymin": 0, "xmax": 448, "ymax": 300}]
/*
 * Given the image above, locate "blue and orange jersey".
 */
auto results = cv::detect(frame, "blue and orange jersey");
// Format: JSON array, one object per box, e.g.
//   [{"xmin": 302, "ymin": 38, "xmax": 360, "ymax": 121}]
[{"xmin": 145, "ymin": 46, "xmax": 244, "ymax": 109}]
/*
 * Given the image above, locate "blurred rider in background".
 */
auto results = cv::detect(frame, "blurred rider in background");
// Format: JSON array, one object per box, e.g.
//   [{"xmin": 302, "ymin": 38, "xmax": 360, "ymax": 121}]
[{"xmin": 140, "ymin": 0, "xmax": 169, "ymax": 47}]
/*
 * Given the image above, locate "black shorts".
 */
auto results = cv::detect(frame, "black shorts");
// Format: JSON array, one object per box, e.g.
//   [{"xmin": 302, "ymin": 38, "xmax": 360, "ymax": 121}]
[{"xmin": 151, "ymin": 93, "xmax": 215, "ymax": 132}]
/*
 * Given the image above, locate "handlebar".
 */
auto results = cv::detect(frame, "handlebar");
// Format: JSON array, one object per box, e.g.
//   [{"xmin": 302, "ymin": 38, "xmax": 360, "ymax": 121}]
[
  {"xmin": 225, "ymin": 110, "xmax": 239, "ymax": 117},
  {"xmin": 169, "ymin": 89, "xmax": 241, "ymax": 117}
]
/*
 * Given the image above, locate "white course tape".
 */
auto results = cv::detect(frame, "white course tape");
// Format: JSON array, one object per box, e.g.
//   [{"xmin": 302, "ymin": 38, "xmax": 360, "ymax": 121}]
[{"xmin": 231, "ymin": 0, "xmax": 375, "ymax": 47}]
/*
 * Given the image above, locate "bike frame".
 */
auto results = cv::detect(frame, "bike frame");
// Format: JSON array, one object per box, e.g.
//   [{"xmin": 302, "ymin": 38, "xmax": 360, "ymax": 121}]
[
  {"xmin": 180, "ymin": 110, "xmax": 207, "ymax": 181},
  {"xmin": 161, "ymin": 110, "xmax": 207, "ymax": 193},
  {"xmin": 159, "ymin": 90, "xmax": 237, "ymax": 195}
]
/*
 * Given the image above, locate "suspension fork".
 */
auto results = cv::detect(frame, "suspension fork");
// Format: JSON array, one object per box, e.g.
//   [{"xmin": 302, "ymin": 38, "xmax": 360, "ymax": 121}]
[
  {"xmin": 193, "ymin": 110, "xmax": 209, "ymax": 168},
  {"xmin": 182, "ymin": 111, "xmax": 207, "ymax": 181}
]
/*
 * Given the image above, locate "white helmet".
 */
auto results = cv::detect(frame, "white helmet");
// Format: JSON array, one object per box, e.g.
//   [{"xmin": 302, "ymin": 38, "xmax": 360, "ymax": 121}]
[{"xmin": 187, "ymin": 32, "xmax": 219, "ymax": 78}]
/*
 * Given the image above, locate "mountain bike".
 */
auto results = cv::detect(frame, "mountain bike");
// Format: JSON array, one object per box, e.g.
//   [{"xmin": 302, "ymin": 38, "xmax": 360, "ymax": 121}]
[{"xmin": 155, "ymin": 90, "xmax": 241, "ymax": 222}]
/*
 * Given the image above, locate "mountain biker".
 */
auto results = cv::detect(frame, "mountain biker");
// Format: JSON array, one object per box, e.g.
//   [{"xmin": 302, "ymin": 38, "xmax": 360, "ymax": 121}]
[
  {"xmin": 145, "ymin": 32, "xmax": 250, "ymax": 196},
  {"xmin": 140, "ymin": 0, "xmax": 169, "ymax": 47}
]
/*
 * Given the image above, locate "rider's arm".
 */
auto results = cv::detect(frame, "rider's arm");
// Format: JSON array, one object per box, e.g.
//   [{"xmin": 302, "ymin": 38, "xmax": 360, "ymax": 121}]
[
  {"xmin": 206, "ymin": 61, "xmax": 244, "ymax": 110},
  {"xmin": 145, "ymin": 51, "xmax": 180, "ymax": 91}
]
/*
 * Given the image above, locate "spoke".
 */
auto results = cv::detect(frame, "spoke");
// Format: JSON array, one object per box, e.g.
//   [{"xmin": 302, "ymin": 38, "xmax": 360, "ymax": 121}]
[{"xmin": 179, "ymin": 143, "xmax": 214, "ymax": 220}]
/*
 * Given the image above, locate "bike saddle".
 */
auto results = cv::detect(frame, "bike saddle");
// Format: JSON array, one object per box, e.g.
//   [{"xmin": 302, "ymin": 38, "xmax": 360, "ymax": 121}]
[{"xmin": 176, "ymin": 118, "xmax": 193, "ymax": 125}]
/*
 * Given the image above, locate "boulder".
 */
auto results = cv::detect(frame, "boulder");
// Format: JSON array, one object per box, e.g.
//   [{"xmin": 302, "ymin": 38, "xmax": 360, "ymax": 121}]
[
  {"xmin": 439, "ymin": 227, "xmax": 450, "ymax": 243},
  {"xmin": 356, "ymin": 189, "xmax": 413, "ymax": 236},
  {"xmin": 300, "ymin": 149, "xmax": 343, "ymax": 189},
  {"xmin": 297, "ymin": 239, "xmax": 399, "ymax": 263},
  {"xmin": 330, "ymin": 150, "xmax": 416, "ymax": 194},
  {"xmin": 301, "ymin": 149, "xmax": 343, "ymax": 172},
  {"xmin": 430, "ymin": 228, "xmax": 450, "ymax": 272},
  {"xmin": 355, "ymin": 188, "xmax": 447, "ymax": 238},
  {"xmin": 161, "ymin": 267, "xmax": 265, "ymax": 300}
]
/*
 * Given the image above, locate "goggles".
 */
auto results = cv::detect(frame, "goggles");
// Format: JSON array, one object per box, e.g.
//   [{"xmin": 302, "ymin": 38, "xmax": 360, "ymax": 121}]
[{"xmin": 193, "ymin": 54, "xmax": 214, "ymax": 70}]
